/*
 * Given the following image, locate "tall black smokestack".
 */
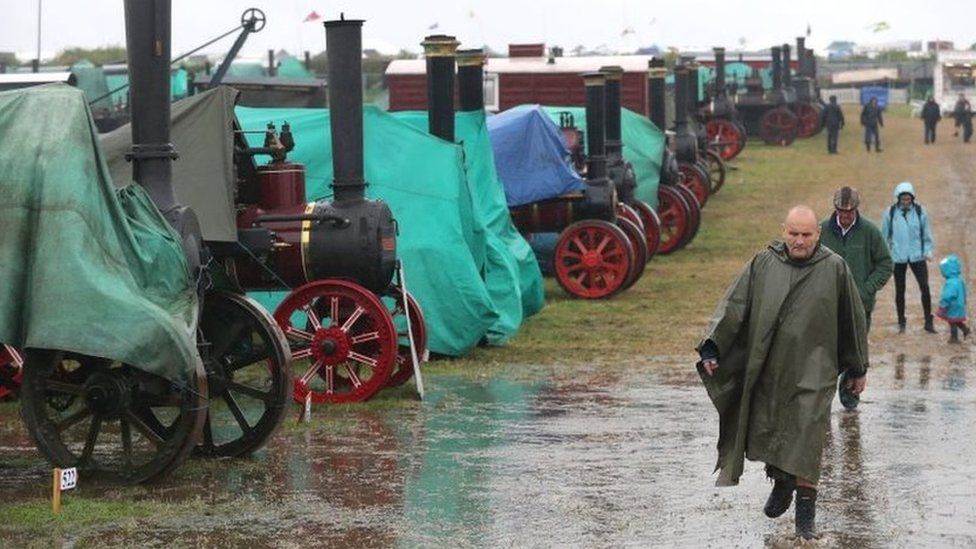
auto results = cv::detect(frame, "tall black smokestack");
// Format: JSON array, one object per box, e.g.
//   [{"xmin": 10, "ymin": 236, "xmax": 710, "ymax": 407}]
[
  {"xmin": 457, "ymin": 48, "xmax": 485, "ymax": 111},
  {"xmin": 267, "ymin": 49, "xmax": 276, "ymax": 77},
  {"xmin": 796, "ymin": 37, "xmax": 808, "ymax": 78},
  {"xmin": 123, "ymin": 0, "xmax": 178, "ymax": 213},
  {"xmin": 647, "ymin": 58, "xmax": 666, "ymax": 130},
  {"xmin": 422, "ymin": 34, "xmax": 459, "ymax": 142},
  {"xmin": 583, "ymin": 72, "xmax": 608, "ymax": 183},
  {"xmin": 771, "ymin": 46, "xmax": 783, "ymax": 90},
  {"xmin": 304, "ymin": 50, "xmax": 311, "ymax": 71},
  {"xmin": 599, "ymin": 65, "xmax": 623, "ymax": 159},
  {"xmin": 674, "ymin": 65, "xmax": 690, "ymax": 131},
  {"xmin": 324, "ymin": 17, "xmax": 366, "ymax": 203},
  {"xmin": 782, "ymin": 43, "xmax": 792, "ymax": 87},
  {"xmin": 714, "ymin": 47, "xmax": 726, "ymax": 95}
]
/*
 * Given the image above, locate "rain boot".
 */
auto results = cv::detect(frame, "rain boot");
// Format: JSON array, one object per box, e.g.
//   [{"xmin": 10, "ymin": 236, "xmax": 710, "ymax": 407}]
[
  {"xmin": 961, "ymin": 324, "xmax": 971, "ymax": 339},
  {"xmin": 898, "ymin": 321, "xmax": 906, "ymax": 334},
  {"xmin": 763, "ymin": 465, "xmax": 796, "ymax": 518},
  {"xmin": 795, "ymin": 486, "xmax": 818, "ymax": 540},
  {"xmin": 924, "ymin": 315, "xmax": 937, "ymax": 334}
]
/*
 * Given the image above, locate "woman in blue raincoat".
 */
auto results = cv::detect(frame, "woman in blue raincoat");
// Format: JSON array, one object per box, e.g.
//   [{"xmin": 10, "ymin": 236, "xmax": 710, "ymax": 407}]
[{"xmin": 880, "ymin": 182, "xmax": 936, "ymax": 333}]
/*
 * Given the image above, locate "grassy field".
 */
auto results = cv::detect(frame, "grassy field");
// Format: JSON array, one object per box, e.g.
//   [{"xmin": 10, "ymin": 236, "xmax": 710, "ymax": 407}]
[
  {"xmin": 448, "ymin": 103, "xmax": 943, "ymax": 369},
  {"xmin": 2, "ymin": 103, "xmax": 969, "ymax": 542}
]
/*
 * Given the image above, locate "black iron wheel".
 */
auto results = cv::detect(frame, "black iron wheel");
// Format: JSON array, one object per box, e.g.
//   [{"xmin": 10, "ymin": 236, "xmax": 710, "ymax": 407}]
[
  {"xmin": 197, "ymin": 291, "xmax": 292, "ymax": 458},
  {"xmin": 20, "ymin": 351, "xmax": 207, "ymax": 484}
]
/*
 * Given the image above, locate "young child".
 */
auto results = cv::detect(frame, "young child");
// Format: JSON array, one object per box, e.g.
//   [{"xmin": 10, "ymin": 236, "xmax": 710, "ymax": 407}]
[{"xmin": 937, "ymin": 254, "xmax": 970, "ymax": 343}]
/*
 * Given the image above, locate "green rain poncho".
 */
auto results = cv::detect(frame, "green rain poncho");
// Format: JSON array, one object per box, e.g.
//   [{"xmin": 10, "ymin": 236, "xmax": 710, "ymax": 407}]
[{"xmin": 697, "ymin": 242, "xmax": 868, "ymax": 485}]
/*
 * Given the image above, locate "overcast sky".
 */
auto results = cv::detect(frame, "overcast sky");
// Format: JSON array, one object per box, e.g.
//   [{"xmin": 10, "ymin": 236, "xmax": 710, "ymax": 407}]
[{"xmin": 2, "ymin": 0, "xmax": 972, "ymax": 61}]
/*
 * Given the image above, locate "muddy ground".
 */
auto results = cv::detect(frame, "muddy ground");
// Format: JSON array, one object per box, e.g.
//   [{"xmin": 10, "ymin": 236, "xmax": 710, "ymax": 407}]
[{"xmin": 2, "ymin": 113, "xmax": 976, "ymax": 547}]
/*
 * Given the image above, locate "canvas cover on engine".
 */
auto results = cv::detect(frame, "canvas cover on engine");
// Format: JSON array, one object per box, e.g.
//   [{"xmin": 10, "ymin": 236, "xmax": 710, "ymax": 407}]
[
  {"xmin": 392, "ymin": 110, "xmax": 546, "ymax": 342},
  {"xmin": 540, "ymin": 105, "xmax": 665, "ymax": 209},
  {"xmin": 484, "ymin": 104, "xmax": 586, "ymax": 207},
  {"xmin": 101, "ymin": 86, "xmax": 239, "ymax": 242},
  {"xmin": 0, "ymin": 84, "xmax": 199, "ymax": 383},
  {"xmin": 235, "ymin": 105, "xmax": 542, "ymax": 355}
]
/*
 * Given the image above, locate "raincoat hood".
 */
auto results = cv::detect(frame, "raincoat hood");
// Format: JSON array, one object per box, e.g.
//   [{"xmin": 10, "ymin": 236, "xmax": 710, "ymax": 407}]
[
  {"xmin": 940, "ymin": 254, "xmax": 962, "ymax": 278},
  {"xmin": 894, "ymin": 181, "xmax": 916, "ymax": 201}
]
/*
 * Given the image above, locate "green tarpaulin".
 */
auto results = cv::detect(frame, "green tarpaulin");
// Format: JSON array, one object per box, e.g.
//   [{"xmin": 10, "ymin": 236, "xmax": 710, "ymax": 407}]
[
  {"xmin": 70, "ymin": 60, "xmax": 113, "ymax": 112},
  {"xmin": 276, "ymin": 58, "xmax": 314, "ymax": 79},
  {"xmin": 0, "ymin": 84, "xmax": 199, "ymax": 383},
  {"xmin": 540, "ymin": 105, "xmax": 664, "ymax": 208},
  {"xmin": 392, "ymin": 111, "xmax": 546, "ymax": 340},
  {"xmin": 235, "ymin": 105, "xmax": 529, "ymax": 355}
]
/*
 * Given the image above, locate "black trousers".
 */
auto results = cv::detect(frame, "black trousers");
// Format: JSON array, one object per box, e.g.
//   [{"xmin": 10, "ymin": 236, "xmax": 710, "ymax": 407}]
[
  {"xmin": 924, "ymin": 122, "xmax": 937, "ymax": 143},
  {"xmin": 826, "ymin": 127, "xmax": 840, "ymax": 152},
  {"xmin": 864, "ymin": 125, "xmax": 881, "ymax": 150},
  {"xmin": 964, "ymin": 120, "xmax": 973, "ymax": 143},
  {"xmin": 894, "ymin": 261, "xmax": 932, "ymax": 324}
]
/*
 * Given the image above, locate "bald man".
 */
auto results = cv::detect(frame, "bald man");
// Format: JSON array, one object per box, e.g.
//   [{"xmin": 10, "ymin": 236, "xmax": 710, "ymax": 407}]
[{"xmin": 696, "ymin": 206, "xmax": 869, "ymax": 540}]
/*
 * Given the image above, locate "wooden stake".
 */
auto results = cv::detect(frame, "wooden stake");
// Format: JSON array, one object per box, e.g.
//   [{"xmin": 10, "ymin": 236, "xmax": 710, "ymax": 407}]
[{"xmin": 52, "ymin": 468, "xmax": 61, "ymax": 514}]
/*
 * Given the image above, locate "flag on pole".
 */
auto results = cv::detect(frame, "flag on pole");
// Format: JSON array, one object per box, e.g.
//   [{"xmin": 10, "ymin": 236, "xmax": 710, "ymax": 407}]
[
  {"xmin": 303, "ymin": 11, "xmax": 322, "ymax": 23},
  {"xmin": 428, "ymin": 22, "xmax": 439, "ymax": 30},
  {"xmin": 806, "ymin": 23, "xmax": 811, "ymax": 37}
]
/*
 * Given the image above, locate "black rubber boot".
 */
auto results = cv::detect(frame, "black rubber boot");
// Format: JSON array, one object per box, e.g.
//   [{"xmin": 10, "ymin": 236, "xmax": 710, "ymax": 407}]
[
  {"xmin": 763, "ymin": 465, "xmax": 796, "ymax": 518},
  {"xmin": 898, "ymin": 322, "xmax": 906, "ymax": 334},
  {"xmin": 924, "ymin": 316, "xmax": 937, "ymax": 334},
  {"xmin": 795, "ymin": 486, "xmax": 818, "ymax": 540}
]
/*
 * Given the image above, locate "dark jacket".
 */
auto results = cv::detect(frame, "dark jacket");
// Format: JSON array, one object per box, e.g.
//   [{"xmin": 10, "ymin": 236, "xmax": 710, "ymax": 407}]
[
  {"xmin": 922, "ymin": 100, "xmax": 942, "ymax": 124},
  {"xmin": 819, "ymin": 214, "xmax": 893, "ymax": 313},
  {"xmin": 823, "ymin": 103, "xmax": 845, "ymax": 130},
  {"xmin": 860, "ymin": 103, "xmax": 884, "ymax": 127},
  {"xmin": 697, "ymin": 242, "xmax": 868, "ymax": 485},
  {"xmin": 953, "ymin": 99, "xmax": 972, "ymax": 124}
]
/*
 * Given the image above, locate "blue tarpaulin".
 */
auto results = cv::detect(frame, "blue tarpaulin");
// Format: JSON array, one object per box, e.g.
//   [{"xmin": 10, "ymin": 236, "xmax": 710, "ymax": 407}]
[
  {"xmin": 860, "ymin": 86, "xmax": 890, "ymax": 108},
  {"xmin": 486, "ymin": 105, "xmax": 585, "ymax": 206}
]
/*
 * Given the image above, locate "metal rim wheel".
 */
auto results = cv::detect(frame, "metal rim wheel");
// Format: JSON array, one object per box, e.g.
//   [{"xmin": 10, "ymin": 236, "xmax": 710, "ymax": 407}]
[
  {"xmin": 678, "ymin": 162, "xmax": 710, "ymax": 207},
  {"xmin": 197, "ymin": 291, "xmax": 292, "ymax": 458},
  {"xmin": 759, "ymin": 107, "xmax": 799, "ymax": 146},
  {"xmin": 0, "ymin": 344, "xmax": 24, "ymax": 400},
  {"xmin": 275, "ymin": 279, "xmax": 397, "ymax": 404},
  {"xmin": 629, "ymin": 200, "xmax": 662, "ymax": 260},
  {"xmin": 675, "ymin": 184, "xmax": 703, "ymax": 248},
  {"xmin": 705, "ymin": 119, "xmax": 745, "ymax": 161},
  {"xmin": 795, "ymin": 103, "xmax": 824, "ymax": 138},
  {"xmin": 241, "ymin": 8, "xmax": 267, "ymax": 32},
  {"xmin": 381, "ymin": 285, "xmax": 427, "ymax": 387},
  {"xmin": 616, "ymin": 216, "xmax": 648, "ymax": 291},
  {"xmin": 19, "ymin": 350, "xmax": 207, "ymax": 484},
  {"xmin": 656, "ymin": 186, "xmax": 691, "ymax": 255},
  {"xmin": 553, "ymin": 220, "xmax": 634, "ymax": 299},
  {"xmin": 704, "ymin": 149, "xmax": 727, "ymax": 194}
]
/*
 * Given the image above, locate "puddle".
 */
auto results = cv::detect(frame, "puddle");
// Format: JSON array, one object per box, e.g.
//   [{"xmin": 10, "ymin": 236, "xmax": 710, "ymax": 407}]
[{"xmin": 1, "ymin": 356, "xmax": 975, "ymax": 547}]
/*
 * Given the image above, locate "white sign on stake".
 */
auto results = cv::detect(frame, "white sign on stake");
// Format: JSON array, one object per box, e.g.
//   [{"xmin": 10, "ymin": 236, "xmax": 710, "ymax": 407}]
[{"xmin": 59, "ymin": 467, "xmax": 78, "ymax": 491}]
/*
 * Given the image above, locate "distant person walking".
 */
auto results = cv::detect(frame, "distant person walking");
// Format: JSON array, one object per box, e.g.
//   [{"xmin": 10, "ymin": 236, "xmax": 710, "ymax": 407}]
[
  {"xmin": 860, "ymin": 97, "xmax": 884, "ymax": 152},
  {"xmin": 952, "ymin": 93, "xmax": 973, "ymax": 143},
  {"xmin": 921, "ymin": 96, "xmax": 941, "ymax": 144},
  {"xmin": 936, "ymin": 254, "xmax": 969, "ymax": 344},
  {"xmin": 881, "ymin": 182, "xmax": 936, "ymax": 334},
  {"xmin": 823, "ymin": 95, "xmax": 844, "ymax": 154}
]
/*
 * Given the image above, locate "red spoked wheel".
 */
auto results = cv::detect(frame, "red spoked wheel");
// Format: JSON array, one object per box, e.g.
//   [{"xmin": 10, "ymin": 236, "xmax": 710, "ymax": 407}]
[
  {"xmin": 759, "ymin": 107, "xmax": 799, "ymax": 146},
  {"xmin": 656, "ymin": 186, "xmax": 691, "ymax": 255},
  {"xmin": 704, "ymin": 149, "xmax": 727, "ymax": 194},
  {"xmin": 678, "ymin": 161, "xmax": 710, "ymax": 207},
  {"xmin": 795, "ymin": 102, "xmax": 824, "ymax": 138},
  {"xmin": 628, "ymin": 200, "xmax": 662, "ymax": 260},
  {"xmin": 616, "ymin": 215, "xmax": 648, "ymax": 291},
  {"xmin": 274, "ymin": 279, "xmax": 397, "ymax": 404},
  {"xmin": 553, "ymin": 220, "xmax": 635, "ymax": 299},
  {"xmin": 675, "ymin": 184, "xmax": 703, "ymax": 248},
  {"xmin": 380, "ymin": 285, "xmax": 427, "ymax": 387},
  {"xmin": 617, "ymin": 203, "xmax": 645, "ymax": 234},
  {"xmin": 0, "ymin": 345, "xmax": 24, "ymax": 400},
  {"xmin": 704, "ymin": 118, "xmax": 746, "ymax": 161}
]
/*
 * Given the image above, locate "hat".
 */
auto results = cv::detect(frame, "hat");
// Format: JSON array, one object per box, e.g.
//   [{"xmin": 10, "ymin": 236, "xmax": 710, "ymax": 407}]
[{"xmin": 833, "ymin": 186, "xmax": 860, "ymax": 211}]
